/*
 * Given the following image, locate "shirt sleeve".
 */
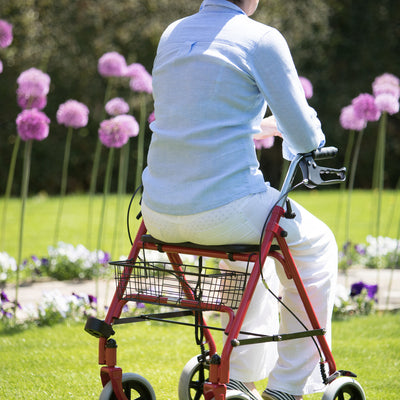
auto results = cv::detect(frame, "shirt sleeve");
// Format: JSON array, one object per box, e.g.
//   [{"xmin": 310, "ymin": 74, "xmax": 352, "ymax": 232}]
[{"xmin": 250, "ymin": 28, "xmax": 325, "ymax": 160}]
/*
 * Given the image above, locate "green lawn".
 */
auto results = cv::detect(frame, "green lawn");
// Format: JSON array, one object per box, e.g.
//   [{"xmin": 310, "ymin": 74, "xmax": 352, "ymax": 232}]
[
  {"xmin": 1, "ymin": 190, "xmax": 399, "ymax": 261},
  {"xmin": 0, "ymin": 313, "xmax": 399, "ymax": 399}
]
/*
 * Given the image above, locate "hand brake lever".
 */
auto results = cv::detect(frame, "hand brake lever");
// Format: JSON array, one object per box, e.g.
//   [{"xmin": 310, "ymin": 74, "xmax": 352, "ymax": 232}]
[{"xmin": 299, "ymin": 155, "xmax": 346, "ymax": 189}]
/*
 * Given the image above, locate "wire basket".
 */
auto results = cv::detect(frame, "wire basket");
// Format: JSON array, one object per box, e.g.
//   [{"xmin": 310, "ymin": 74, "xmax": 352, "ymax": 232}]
[{"xmin": 111, "ymin": 259, "xmax": 250, "ymax": 311}]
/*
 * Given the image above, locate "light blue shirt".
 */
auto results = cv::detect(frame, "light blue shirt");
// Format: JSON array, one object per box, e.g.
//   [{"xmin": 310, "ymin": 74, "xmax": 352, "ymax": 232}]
[{"xmin": 142, "ymin": 0, "xmax": 325, "ymax": 215}]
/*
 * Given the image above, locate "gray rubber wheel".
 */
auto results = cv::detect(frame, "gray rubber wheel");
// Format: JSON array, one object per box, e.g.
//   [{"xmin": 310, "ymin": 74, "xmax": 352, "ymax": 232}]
[
  {"xmin": 322, "ymin": 377, "xmax": 366, "ymax": 400},
  {"xmin": 99, "ymin": 372, "xmax": 156, "ymax": 400},
  {"xmin": 178, "ymin": 355, "xmax": 252, "ymax": 400},
  {"xmin": 178, "ymin": 355, "xmax": 209, "ymax": 400}
]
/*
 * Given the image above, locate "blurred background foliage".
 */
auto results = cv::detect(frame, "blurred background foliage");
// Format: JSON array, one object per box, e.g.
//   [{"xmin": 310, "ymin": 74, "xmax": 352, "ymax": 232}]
[{"xmin": 0, "ymin": 0, "xmax": 399, "ymax": 194}]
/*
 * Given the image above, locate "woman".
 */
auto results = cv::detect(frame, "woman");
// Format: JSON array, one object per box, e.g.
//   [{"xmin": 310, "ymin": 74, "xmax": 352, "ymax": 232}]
[{"xmin": 141, "ymin": 1, "xmax": 338, "ymax": 399}]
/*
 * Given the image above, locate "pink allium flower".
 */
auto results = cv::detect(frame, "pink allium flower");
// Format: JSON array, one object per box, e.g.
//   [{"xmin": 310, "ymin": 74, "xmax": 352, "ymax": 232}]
[
  {"xmin": 105, "ymin": 97, "xmax": 130, "ymax": 116},
  {"xmin": 17, "ymin": 94, "xmax": 47, "ymax": 110},
  {"xmin": 56, "ymin": 100, "xmax": 89, "ymax": 128},
  {"xmin": 0, "ymin": 60, "xmax": 3, "ymax": 74},
  {"xmin": 126, "ymin": 63, "xmax": 153, "ymax": 94},
  {"xmin": 339, "ymin": 105, "xmax": 367, "ymax": 131},
  {"xmin": 0, "ymin": 20, "xmax": 13, "ymax": 48},
  {"xmin": 352, "ymin": 93, "xmax": 381, "ymax": 122},
  {"xmin": 299, "ymin": 76, "xmax": 313, "ymax": 99},
  {"xmin": 372, "ymin": 73, "xmax": 400, "ymax": 99},
  {"xmin": 16, "ymin": 109, "xmax": 50, "ymax": 141},
  {"xmin": 98, "ymin": 52, "xmax": 127, "ymax": 78},
  {"xmin": 17, "ymin": 68, "xmax": 51, "ymax": 110},
  {"xmin": 113, "ymin": 114, "xmax": 139, "ymax": 137},
  {"xmin": 254, "ymin": 136, "xmax": 275, "ymax": 150},
  {"xmin": 98, "ymin": 115, "xmax": 139, "ymax": 148},
  {"xmin": 148, "ymin": 110, "xmax": 155, "ymax": 124},
  {"xmin": 374, "ymin": 93, "xmax": 400, "ymax": 115}
]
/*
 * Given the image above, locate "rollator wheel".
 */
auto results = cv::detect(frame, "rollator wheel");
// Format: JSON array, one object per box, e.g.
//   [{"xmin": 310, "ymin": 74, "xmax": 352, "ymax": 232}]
[
  {"xmin": 99, "ymin": 372, "xmax": 156, "ymax": 400},
  {"xmin": 178, "ymin": 355, "xmax": 210, "ymax": 400},
  {"xmin": 322, "ymin": 377, "xmax": 366, "ymax": 400}
]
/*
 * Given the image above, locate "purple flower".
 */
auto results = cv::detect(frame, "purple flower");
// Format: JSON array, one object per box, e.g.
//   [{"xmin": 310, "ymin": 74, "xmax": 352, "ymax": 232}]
[
  {"xmin": 0, "ymin": 60, "xmax": 3, "ymax": 74},
  {"xmin": 98, "ymin": 251, "xmax": 111, "ymax": 264},
  {"xmin": 16, "ymin": 109, "xmax": 50, "ymax": 141},
  {"xmin": 352, "ymin": 93, "xmax": 381, "ymax": 122},
  {"xmin": 253, "ymin": 136, "xmax": 275, "ymax": 150},
  {"xmin": 339, "ymin": 104, "xmax": 367, "ymax": 131},
  {"xmin": 17, "ymin": 68, "xmax": 51, "ymax": 110},
  {"xmin": 148, "ymin": 110, "xmax": 155, "ymax": 124},
  {"xmin": 98, "ymin": 52, "xmax": 127, "ymax": 78},
  {"xmin": 98, "ymin": 115, "xmax": 139, "ymax": 148},
  {"xmin": 299, "ymin": 76, "xmax": 313, "ymax": 99},
  {"xmin": 72, "ymin": 292, "xmax": 84, "ymax": 300},
  {"xmin": 350, "ymin": 281, "xmax": 378, "ymax": 300},
  {"xmin": 122, "ymin": 304, "xmax": 129, "ymax": 313},
  {"xmin": 56, "ymin": 100, "xmax": 89, "ymax": 128},
  {"xmin": 374, "ymin": 93, "xmax": 399, "ymax": 115},
  {"xmin": 1, "ymin": 290, "xmax": 10, "ymax": 302},
  {"xmin": 114, "ymin": 115, "xmax": 139, "ymax": 137},
  {"xmin": 105, "ymin": 97, "xmax": 130, "ymax": 116},
  {"xmin": 126, "ymin": 63, "xmax": 153, "ymax": 94},
  {"xmin": 372, "ymin": 73, "xmax": 400, "ymax": 99},
  {"xmin": 17, "ymin": 94, "xmax": 47, "ymax": 110},
  {"xmin": 0, "ymin": 20, "xmax": 13, "ymax": 48},
  {"xmin": 354, "ymin": 244, "xmax": 366, "ymax": 255},
  {"xmin": 88, "ymin": 294, "xmax": 97, "ymax": 304},
  {"xmin": 1, "ymin": 310, "xmax": 12, "ymax": 318}
]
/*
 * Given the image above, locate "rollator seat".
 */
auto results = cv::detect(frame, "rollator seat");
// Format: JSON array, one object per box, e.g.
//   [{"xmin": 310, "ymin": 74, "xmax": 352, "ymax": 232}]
[{"xmin": 141, "ymin": 234, "xmax": 277, "ymax": 254}]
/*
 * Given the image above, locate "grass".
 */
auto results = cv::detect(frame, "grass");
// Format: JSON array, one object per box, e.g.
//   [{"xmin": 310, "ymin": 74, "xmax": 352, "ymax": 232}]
[
  {"xmin": 1, "ymin": 189, "xmax": 400, "ymax": 261},
  {"xmin": 1, "ymin": 193, "xmax": 141, "ymax": 261},
  {"xmin": 0, "ymin": 312, "xmax": 399, "ymax": 399},
  {"xmin": 2, "ymin": 190, "xmax": 399, "ymax": 398}
]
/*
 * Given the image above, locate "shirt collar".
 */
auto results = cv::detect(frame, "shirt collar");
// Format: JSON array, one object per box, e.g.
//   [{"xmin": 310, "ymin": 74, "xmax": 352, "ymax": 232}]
[{"xmin": 200, "ymin": 0, "xmax": 245, "ymax": 15}]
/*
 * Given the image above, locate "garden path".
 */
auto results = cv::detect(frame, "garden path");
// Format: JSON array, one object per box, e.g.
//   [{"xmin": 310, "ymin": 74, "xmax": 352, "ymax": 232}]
[{"xmin": 6, "ymin": 267, "xmax": 400, "ymax": 317}]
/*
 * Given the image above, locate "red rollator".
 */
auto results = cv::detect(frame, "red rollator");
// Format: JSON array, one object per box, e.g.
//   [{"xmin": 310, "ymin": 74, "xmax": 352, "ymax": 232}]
[{"xmin": 85, "ymin": 147, "xmax": 366, "ymax": 400}]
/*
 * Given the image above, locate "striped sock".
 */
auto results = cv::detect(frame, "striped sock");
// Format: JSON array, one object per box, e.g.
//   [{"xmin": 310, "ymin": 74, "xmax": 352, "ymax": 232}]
[
  {"xmin": 226, "ymin": 379, "xmax": 259, "ymax": 400},
  {"xmin": 262, "ymin": 388, "xmax": 296, "ymax": 400}
]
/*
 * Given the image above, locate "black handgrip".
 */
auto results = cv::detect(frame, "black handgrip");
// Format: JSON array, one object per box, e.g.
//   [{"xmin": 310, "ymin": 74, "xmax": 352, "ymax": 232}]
[{"xmin": 312, "ymin": 146, "xmax": 338, "ymax": 160}]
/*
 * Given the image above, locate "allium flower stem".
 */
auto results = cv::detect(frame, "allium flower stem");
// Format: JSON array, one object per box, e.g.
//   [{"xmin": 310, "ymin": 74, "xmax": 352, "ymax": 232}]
[
  {"xmin": 87, "ymin": 81, "xmax": 113, "ymax": 249},
  {"xmin": 1, "ymin": 135, "xmax": 20, "ymax": 249},
  {"xmin": 335, "ymin": 130, "xmax": 355, "ymax": 235},
  {"xmin": 112, "ymin": 147, "xmax": 128, "ymax": 257},
  {"xmin": 120, "ymin": 142, "xmax": 130, "ymax": 194},
  {"xmin": 97, "ymin": 147, "xmax": 114, "ymax": 256},
  {"xmin": 87, "ymin": 138, "xmax": 103, "ymax": 249},
  {"xmin": 372, "ymin": 112, "xmax": 387, "ymax": 192},
  {"xmin": 95, "ymin": 147, "xmax": 114, "ymax": 311},
  {"xmin": 15, "ymin": 139, "xmax": 33, "ymax": 320},
  {"xmin": 134, "ymin": 94, "xmax": 146, "ymax": 191},
  {"xmin": 370, "ymin": 112, "xmax": 388, "ymax": 282},
  {"xmin": 373, "ymin": 112, "xmax": 387, "ymax": 238},
  {"xmin": 345, "ymin": 129, "xmax": 364, "ymax": 243},
  {"xmin": 343, "ymin": 130, "xmax": 355, "ymax": 190},
  {"xmin": 54, "ymin": 127, "xmax": 73, "ymax": 244}
]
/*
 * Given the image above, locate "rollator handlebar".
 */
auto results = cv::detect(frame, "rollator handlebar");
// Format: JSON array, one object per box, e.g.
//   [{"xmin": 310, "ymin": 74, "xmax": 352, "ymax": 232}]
[
  {"xmin": 311, "ymin": 146, "xmax": 338, "ymax": 160},
  {"xmin": 279, "ymin": 147, "xmax": 346, "ymax": 207},
  {"xmin": 299, "ymin": 146, "xmax": 346, "ymax": 189}
]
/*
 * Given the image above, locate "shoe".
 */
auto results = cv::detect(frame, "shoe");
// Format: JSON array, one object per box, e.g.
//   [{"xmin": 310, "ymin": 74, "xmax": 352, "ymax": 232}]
[
  {"xmin": 262, "ymin": 388, "xmax": 297, "ymax": 400},
  {"xmin": 226, "ymin": 379, "xmax": 260, "ymax": 400}
]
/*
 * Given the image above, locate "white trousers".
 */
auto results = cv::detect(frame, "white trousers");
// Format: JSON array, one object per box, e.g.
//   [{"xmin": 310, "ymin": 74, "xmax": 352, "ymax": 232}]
[{"xmin": 142, "ymin": 188, "xmax": 338, "ymax": 395}]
